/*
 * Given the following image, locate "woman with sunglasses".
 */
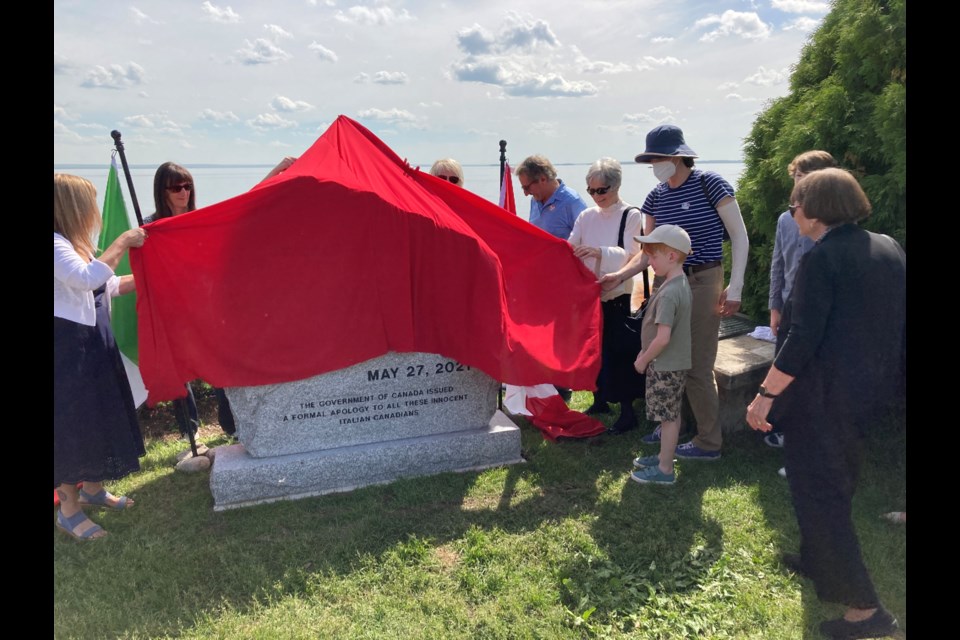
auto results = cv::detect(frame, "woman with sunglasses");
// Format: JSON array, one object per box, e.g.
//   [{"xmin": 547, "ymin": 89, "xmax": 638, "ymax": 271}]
[
  {"xmin": 568, "ymin": 157, "xmax": 645, "ymax": 434},
  {"xmin": 429, "ymin": 158, "xmax": 464, "ymax": 187},
  {"xmin": 146, "ymin": 159, "xmax": 296, "ymax": 445}
]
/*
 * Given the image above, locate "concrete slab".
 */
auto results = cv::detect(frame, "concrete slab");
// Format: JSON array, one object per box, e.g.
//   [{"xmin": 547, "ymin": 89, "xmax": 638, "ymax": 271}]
[{"xmin": 209, "ymin": 410, "xmax": 524, "ymax": 511}]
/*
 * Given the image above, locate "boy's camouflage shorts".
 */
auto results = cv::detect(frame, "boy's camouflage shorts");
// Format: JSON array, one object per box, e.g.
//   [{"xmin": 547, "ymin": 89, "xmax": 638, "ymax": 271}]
[{"xmin": 644, "ymin": 364, "xmax": 688, "ymax": 423}]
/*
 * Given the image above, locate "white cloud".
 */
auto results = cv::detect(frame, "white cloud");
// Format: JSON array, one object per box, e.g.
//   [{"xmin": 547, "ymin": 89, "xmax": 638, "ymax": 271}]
[
  {"xmin": 696, "ymin": 11, "xmax": 771, "ymax": 42},
  {"xmin": 308, "ymin": 42, "xmax": 338, "ymax": 62},
  {"xmin": 54, "ymin": 104, "xmax": 68, "ymax": 119},
  {"xmin": 783, "ymin": 16, "xmax": 821, "ymax": 31},
  {"xmin": 372, "ymin": 70, "xmax": 408, "ymax": 84},
  {"xmin": 237, "ymin": 39, "xmax": 291, "ymax": 65},
  {"xmin": 724, "ymin": 93, "xmax": 759, "ymax": 102},
  {"xmin": 650, "ymin": 36, "xmax": 674, "ymax": 43},
  {"xmin": 122, "ymin": 114, "xmax": 155, "ymax": 127},
  {"xmin": 80, "ymin": 62, "xmax": 146, "ymax": 89},
  {"xmin": 54, "ymin": 120, "xmax": 86, "ymax": 143},
  {"xmin": 54, "ymin": 52, "xmax": 71, "ymax": 74},
  {"xmin": 202, "ymin": 1, "xmax": 241, "ymax": 24},
  {"xmin": 130, "ymin": 7, "xmax": 158, "ymax": 25},
  {"xmin": 451, "ymin": 16, "xmax": 594, "ymax": 98},
  {"xmin": 717, "ymin": 81, "xmax": 739, "ymax": 91},
  {"xmin": 452, "ymin": 59, "xmax": 597, "ymax": 98},
  {"xmin": 744, "ymin": 66, "xmax": 786, "ymax": 86},
  {"xmin": 354, "ymin": 72, "xmax": 369, "ymax": 83},
  {"xmin": 271, "ymin": 96, "xmax": 314, "ymax": 112},
  {"xmin": 456, "ymin": 24, "xmax": 494, "ymax": 55},
  {"xmin": 199, "ymin": 108, "xmax": 240, "ymax": 123},
  {"xmin": 264, "ymin": 24, "xmax": 293, "ymax": 39},
  {"xmin": 623, "ymin": 113, "xmax": 654, "ymax": 124},
  {"xmin": 334, "ymin": 6, "xmax": 414, "ymax": 26},
  {"xmin": 120, "ymin": 113, "xmax": 188, "ymax": 135},
  {"xmin": 247, "ymin": 113, "xmax": 297, "ymax": 130},
  {"xmin": 357, "ymin": 108, "xmax": 417, "ymax": 124},
  {"xmin": 636, "ymin": 56, "xmax": 685, "ymax": 71},
  {"xmin": 458, "ymin": 13, "xmax": 559, "ymax": 54},
  {"xmin": 419, "ymin": 101, "xmax": 442, "ymax": 108},
  {"xmin": 772, "ymin": 0, "xmax": 830, "ymax": 13},
  {"xmin": 580, "ymin": 60, "xmax": 633, "ymax": 75}
]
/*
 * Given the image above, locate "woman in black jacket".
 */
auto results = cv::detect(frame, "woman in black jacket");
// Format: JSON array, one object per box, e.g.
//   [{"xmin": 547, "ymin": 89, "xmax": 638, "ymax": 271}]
[{"xmin": 746, "ymin": 168, "xmax": 905, "ymax": 639}]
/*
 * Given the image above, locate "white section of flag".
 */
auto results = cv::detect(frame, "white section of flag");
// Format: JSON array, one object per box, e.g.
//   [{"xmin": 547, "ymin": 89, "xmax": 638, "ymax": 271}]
[{"xmin": 120, "ymin": 352, "xmax": 147, "ymax": 408}]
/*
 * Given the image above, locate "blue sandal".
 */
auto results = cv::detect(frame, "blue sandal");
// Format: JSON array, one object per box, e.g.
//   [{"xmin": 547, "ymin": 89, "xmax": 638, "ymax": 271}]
[
  {"xmin": 78, "ymin": 488, "xmax": 132, "ymax": 510},
  {"xmin": 56, "ymin": 509, "xmax": 107, "ymax": 541}
]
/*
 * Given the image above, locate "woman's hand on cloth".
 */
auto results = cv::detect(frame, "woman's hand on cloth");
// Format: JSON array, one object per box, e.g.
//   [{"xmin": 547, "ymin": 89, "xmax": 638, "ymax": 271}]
[
  {"xmin": 746, "ymin": 395, "xmax": 774, "ymax": 432},
  {"xmin": 572, "ymin": 245, "xmax": 601, "ymax": 261},
  {"xmin": 121, "ymin": 228, "xmax": 148, "ymax": 248}
]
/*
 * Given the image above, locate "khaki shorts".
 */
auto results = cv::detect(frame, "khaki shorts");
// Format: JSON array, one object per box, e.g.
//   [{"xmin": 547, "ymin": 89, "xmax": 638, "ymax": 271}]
[{"xmin": 644, "ymin": 363, "xmax": 688, "ymax": 423}]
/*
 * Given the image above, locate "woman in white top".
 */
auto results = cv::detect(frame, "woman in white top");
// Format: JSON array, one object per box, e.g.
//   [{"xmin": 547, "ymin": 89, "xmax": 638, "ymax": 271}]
[
  {"xmin": 568, "ymin": 158, "xmax": 645, "ymax": 434},
  {"xmin": 54, "ymin": 174, "xmax": 147, "ymax": 540}
]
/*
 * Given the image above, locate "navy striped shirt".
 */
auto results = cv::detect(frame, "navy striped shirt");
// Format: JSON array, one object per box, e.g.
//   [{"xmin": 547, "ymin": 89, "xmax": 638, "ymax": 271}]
[{"xmin": 641, "ymin": 170, "xmax": 734, "ymax": 266}]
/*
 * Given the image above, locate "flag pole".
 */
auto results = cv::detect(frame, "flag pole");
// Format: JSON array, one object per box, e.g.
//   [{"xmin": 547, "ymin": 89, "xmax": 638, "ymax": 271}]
[
  {"xmin": 110, "ymin": 131, "xmax": 145, "ymax": 227},
  {"xmin": 499, "ymin": 140, "xmax": 507, "ymax": 188},
  {"xmin": 497, "ymin": 139, "xmax": 508, "ymax": 411},
  {"xmin": 110, "ymin": 130, "xmax": 201, "ymax": 458}
]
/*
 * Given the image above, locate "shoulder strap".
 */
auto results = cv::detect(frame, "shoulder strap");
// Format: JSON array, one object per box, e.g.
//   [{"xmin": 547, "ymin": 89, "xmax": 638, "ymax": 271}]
[
  {"xmin": 617, "ymin": 206, "xmax": 650, "ymax": 298},
  {"xmin": 618, "ymin": 206, "xmax": 640, "ymax": 249},
  {"xmin": 699, "ymin": 172, "xmax": 715, "ymax": 211}
]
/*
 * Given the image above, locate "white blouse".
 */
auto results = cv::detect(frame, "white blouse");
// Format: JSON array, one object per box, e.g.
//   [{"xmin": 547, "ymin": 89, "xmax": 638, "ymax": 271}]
[{"xmin": 53, "ymin": 232, "xmax": 120, "ymax": 326}]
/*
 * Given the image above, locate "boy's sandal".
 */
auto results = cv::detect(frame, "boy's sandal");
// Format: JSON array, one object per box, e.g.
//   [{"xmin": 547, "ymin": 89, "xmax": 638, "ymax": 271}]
[
  {"xmin": 78, "ymin": 488, "xmax": 132, "ymax": 510},
  {"xmin": 56, "ymin": 509, "xmax": 107, "ymax": 541}
]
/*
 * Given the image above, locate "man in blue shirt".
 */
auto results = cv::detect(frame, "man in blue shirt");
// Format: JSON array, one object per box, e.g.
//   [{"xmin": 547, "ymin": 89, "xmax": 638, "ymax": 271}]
[{"xmin": 516, "ymin": 155, "xmax": 588, "ymax": 240}]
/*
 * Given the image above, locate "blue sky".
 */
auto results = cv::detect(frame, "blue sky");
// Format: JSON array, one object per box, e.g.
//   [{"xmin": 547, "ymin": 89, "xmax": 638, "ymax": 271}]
[{"xmin": 54, "ymin": 0, "xmax": 829, "ymax": 167}]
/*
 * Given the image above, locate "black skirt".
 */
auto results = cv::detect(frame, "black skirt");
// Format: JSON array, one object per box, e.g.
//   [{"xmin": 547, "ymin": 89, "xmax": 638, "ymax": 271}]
[{"xmin": 54, "ymin": 286, "xmax": 145, "ymax": 487}]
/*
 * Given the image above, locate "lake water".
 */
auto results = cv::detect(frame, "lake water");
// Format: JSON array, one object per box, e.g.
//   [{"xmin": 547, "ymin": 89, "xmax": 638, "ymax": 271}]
[{"xmin": 54, "ymin": 161, "xmax": 745, "ymax": 226}]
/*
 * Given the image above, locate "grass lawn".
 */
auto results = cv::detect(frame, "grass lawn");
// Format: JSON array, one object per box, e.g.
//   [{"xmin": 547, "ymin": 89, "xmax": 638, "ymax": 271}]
[{"xmin": 54, "ymin": 389, "xmax": 906, "ymax": 639}]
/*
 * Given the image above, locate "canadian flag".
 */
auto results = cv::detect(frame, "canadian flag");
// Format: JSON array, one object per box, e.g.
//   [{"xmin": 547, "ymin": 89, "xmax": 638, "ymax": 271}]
[{"xmin": 502, "ymin": 384, "xmax": 606, "ymax": 441}]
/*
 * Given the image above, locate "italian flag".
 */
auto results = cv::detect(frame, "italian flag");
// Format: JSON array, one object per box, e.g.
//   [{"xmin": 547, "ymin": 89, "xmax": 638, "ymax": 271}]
[{"xmin": 98, "ymin": 157, "xmax": 147, "ymax": 408}]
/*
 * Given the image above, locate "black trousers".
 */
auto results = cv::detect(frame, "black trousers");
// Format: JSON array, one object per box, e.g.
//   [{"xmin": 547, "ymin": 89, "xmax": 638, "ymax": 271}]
[
  {"xmin": 596, "ymin": 294, "xmax": 644, "ymax": 404},
  {"xmin": 782, "ymin": 408, "xmax": 880, "ymax": 608}
]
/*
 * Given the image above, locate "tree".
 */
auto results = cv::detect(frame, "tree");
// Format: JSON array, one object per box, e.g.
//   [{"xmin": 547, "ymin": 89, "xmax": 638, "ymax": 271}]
[{"xmin": 737, "ymin": 0, "xmax": 905, "ymax": 320}]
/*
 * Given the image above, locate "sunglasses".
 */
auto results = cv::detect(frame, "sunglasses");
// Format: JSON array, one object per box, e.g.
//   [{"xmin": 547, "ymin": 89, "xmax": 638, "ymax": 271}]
[
  {"xmin": 586, "ymin": 186, "xmax": 612, "ymax": 196},
  {"xmin": 788, "ymin": 204, "xmax": 799, "ymax": 216},
  {"xmin": 166, "ymin": 183, "xmax": 193, "ymax": 193},
  {"xmin": 519, "ymin": 180, "xmax": 538, "ymax": 192},
  {"xmin": 437, "ymin": 175, "xmax": 460, "ymax": 184}
]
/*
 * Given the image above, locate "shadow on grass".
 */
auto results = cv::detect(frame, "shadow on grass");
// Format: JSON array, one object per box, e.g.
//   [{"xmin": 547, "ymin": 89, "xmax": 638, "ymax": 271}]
[{"xmin": 53, "ymin": 396, "xmax": 906, "ymax": 638}]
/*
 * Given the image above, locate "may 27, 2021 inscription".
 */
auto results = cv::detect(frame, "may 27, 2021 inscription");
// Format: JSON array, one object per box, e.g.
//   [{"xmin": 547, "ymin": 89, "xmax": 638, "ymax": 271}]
[{"xmin": 225, "ymin": 352, "xmax": 500, "ymax": 458}]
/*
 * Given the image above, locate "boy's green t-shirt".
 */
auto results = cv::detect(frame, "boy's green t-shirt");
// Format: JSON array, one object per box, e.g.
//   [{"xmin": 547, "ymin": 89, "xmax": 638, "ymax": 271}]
[{"xmin": 639, "ymin": 274, "xmax": 692, "ymax": 371}]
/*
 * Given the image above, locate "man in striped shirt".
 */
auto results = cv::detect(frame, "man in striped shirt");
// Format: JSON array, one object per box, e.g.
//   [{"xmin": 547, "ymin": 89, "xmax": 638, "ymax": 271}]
[{"xmin": 601, "ymin": 125, "xmax": 749, "ymax": 460}]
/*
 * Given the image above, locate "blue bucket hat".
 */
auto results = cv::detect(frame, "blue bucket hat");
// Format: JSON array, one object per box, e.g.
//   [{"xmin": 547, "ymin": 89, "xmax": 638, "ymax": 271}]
[{"xmin": 634, "ymin": 125, "xmax": 698, "ymax": 163}]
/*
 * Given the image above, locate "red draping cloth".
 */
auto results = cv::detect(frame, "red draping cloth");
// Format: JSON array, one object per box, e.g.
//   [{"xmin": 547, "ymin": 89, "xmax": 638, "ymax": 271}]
[{"xmin": 130, "ymin": 115, "xmax": 602, "ymax": 405}]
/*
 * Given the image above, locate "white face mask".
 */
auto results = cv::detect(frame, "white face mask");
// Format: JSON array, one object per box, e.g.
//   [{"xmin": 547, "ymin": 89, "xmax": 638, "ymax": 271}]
[{"xmin": 652, "ymin": 160, "xmax": 677, "ymax": 183}]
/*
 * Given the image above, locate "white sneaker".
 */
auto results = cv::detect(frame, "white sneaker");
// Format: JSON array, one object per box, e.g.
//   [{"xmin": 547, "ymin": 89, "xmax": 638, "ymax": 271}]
[{"xmin": 777, "ymin": 467, "xmax": 787, "ymax": 478}]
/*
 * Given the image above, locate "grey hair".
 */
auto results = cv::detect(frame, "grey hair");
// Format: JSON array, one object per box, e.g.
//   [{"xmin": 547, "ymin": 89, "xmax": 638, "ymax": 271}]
[
  {"xmin": 515, "ymin": 155, "xmax": 557, "ymax": 181},
  {"xmin": 429, "ymin": 158, "xmax": 464, "ymax": 185},
  {"xmin": 585, "ymin": 157, "xmax": 622, "ymax": 191}
]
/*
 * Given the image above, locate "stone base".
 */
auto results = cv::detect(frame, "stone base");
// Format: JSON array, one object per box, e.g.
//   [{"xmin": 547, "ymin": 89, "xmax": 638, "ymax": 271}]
[
  {"xmin": 714, "ymin": 334, "xmax": 775, "ymax": 432},
  {"xmin": 680, "ymin": 334, "xmax": 775, "ymax": 434},
  {"xmin": 210, "ymin": 410, "xmax": 523, "ymax": 511}
]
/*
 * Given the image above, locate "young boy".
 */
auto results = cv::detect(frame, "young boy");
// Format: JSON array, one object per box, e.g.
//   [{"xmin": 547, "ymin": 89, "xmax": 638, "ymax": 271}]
[{"xmin": 629, "ymin": 225, "xmax": 693, "ymax": 485}]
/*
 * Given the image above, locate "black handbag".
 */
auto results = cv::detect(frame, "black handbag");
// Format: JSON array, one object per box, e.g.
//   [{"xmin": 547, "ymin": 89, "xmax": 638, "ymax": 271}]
[{"xmin": 614, "ymin": 207, "xmax": 649, "ymax": 352}]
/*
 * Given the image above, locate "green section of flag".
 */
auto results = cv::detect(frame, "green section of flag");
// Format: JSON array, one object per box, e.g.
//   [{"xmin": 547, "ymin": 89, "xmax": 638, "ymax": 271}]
[{"xmin": 98, "ymin": 158, "xmax": 139, "ymax": 364}]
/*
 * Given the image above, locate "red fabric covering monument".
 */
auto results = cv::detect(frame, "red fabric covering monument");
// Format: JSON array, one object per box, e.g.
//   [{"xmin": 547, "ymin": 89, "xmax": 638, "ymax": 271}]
[{"xmin": 130, "ymin": 115, "xmax": 602, "ymax": 405}]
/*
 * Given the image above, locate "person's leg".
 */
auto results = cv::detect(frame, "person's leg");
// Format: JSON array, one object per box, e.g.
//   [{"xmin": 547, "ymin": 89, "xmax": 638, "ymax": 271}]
[
  {"xmin": 56, "ymin": 483, "xmax": 107, "ymax": 539},
  {"xmin": 658, "ymin": 418, "xmax": 680, "ymax": 474},
  {"xmin": 785, "ymin": 414, "xmax": 881, "ymax": 609},
  {"xmin": 214, "ymin": 388, "xmax": 236, "ymax": 435},
  {"xmin": 79, "ymin": 480, "xmax": 134, "ymax": 509},
  {"xmin": 685, "ymin": 267, "xmax": 722, "ymax": 451}
]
